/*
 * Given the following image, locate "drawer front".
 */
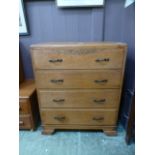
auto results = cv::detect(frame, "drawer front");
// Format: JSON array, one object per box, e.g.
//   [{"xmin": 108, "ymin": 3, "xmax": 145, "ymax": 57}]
[
  {"xmin": 38, "ymin": 89, "xmax": 120, "ymax": 108},
  {"xmin": 41, "ymin": 109, "xmax": 117, "ymax": 125},
  {"xmin": 19, "ymin": 115, "xmax": 32, "ymax": 129},
  {"xmin": 31, "ymin": 49, "xmax": 125, "ymax": 69},
  {"xmin": 19, "ymin": 99, "xmax": 30, "ymax": 114},
  {"xmin": 35, "ymin": 70, "xmax": 122, "ymax": 89}
]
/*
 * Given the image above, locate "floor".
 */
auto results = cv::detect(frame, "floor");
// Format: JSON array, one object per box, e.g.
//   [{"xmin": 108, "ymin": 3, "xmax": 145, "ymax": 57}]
[{"xmin": 19, "ymin": 125, "xmax": 135, "ymax": 155}]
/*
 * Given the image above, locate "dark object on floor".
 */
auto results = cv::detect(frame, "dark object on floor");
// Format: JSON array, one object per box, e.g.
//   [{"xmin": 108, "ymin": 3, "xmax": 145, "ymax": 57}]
[
  {"xmin": 125, "ymin": 93, "xmax": 135, "ymax": 144},
  {"xmin": 19, "ymin": 80, "xmax": 40, "ymax": 130}
]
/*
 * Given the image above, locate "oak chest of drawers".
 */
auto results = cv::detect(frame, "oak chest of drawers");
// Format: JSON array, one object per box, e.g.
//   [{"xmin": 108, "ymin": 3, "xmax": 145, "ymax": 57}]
[{"xmin": 30, "ymin": 42, "xmax": 127, "ymax": 135}]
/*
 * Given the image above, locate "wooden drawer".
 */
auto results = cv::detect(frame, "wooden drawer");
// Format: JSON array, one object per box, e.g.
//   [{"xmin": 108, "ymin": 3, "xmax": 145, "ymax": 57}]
[
  {"xmin": 35, "ymin": 70, "xmax": 122, "ymax": 89},
  {"xmin": 38, "ymin": 89, "xmax": 120, "ymax": 108},
  {"xmin": 19, "ymin": 115, "xmax": 32, "ymax": 129},
  {"xmin": 31, "ymin": 48, "xmax": 125, "ymax": 70},
  {"xmin": 19, "ymin": 99, "xmax": 30, "ymax": 114},
  {"xmin": 41, "ymin": 109, "xmax": 117, "ymax": 125}
]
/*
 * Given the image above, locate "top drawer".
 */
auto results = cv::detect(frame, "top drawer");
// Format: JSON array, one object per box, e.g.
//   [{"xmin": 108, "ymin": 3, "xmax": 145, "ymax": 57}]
[{"xmin": 31, "ymin": 48, "xmax": 126, "ymax": 70}]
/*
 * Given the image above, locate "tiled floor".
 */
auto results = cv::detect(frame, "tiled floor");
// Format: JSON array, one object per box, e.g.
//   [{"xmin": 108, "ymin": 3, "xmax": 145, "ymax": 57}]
[{"xmin": 19, "ymin": 125, "xmax": 135, "ymax": 155}]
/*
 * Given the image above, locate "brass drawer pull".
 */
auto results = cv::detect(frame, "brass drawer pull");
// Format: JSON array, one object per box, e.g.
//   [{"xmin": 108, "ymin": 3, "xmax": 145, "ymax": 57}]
[
  {"xmin": 54, "ymin": 116, "xmax": 65, "ymax": 121},
  {"xmin": 94, "ymin": 80, "xmax": 108, "ymax": 83},
  {"xmin": 93, "ymin": 117, "xmax": 104, "ymax": 121},
  {"xmin": 19, "ymin": 121, "xmax": 24, "ymax": 125},
  {"xmin": 49, "ymin": 59, "xmax": 63, "ymax": 63},
  {"xmin": 96, "ymin": 58, "xmax": 110, "ymax": 62},
  {"xmin": 50, "ymin": 79, "xmax": 64, "ymax": 83},
  {"xmin": 94, "ymin": 99, "xmax": 106, "ymax": 103},
  {"xmin": 53, "ymin": 99, "xmax": 65, "ymax": 103}
]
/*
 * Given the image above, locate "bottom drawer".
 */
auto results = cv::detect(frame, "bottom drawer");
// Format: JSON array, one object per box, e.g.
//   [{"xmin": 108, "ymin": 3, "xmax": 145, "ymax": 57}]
[
  {"xmin": 19, "ymin": 115, "xmax": 32, "ymax": 129},
  {"xmin": 41, "ymin": 109, "xmax": 117, "ymax": 126}
]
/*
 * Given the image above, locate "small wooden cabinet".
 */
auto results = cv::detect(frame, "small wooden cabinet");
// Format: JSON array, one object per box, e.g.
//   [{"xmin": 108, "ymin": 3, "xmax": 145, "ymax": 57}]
[
  {"xmin": 30, "ymin": 42, "xmax": 127, "ymax": 135},
  {"xmin": 19, "ymin": 80, "xmax": 40, "ymax": 130}
]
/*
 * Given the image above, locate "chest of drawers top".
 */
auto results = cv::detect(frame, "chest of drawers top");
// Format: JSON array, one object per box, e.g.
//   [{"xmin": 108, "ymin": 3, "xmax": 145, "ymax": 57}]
[{"xmin": 31, "ymin": 42, "xmax": 127, "ymax": 70}]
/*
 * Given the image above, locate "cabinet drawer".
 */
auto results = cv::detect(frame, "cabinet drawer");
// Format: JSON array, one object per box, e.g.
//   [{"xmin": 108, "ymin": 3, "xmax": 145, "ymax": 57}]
[
  {"xmin": 35, "ymin": 70, "xmax": 122, "ymax": 89},
  {"xmin": 19, "ymin": 99, "xmax": 30, "ymax": 114},
  {"xmin": 19, "ymin": 115, "xmax": 32, "ymax": 129},
  {"xmin": 41, "ymin": 109, "xmax": 117, "ymax": 125},
  {"xmin": 38, "ymin": 89, "xmax": 120, "ymax": 108},
  {"xmin": 31, "ymin": 48, "xmax": 125, "ymax": 69}
]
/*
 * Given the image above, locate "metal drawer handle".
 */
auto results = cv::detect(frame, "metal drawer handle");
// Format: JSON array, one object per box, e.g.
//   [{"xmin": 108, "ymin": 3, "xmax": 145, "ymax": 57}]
[
  {"xmin": 53, "ymin": 99, "xmax": 65, "ymax": 103},
  {"xmin": 54, "ymin": 116, "xmax": 65, "ymax": 121},
  {"xmin": 93, "ymin": 117, "xmax": 104, "ymax": 121},
  {"xmin": 96, "ymin": 58, "xmax": 110, "ymax": 62},
  {"xmin": 50, "ymin": 79, "xmax": 64, "ymax": 83},
  {"xmin": 94, "ymin": 99, "xmax": 106, "ymax": 103},
  {"xmin": 49, "ymin": 59, "xmax": 63, "ymax": 63},
  {"xmin": 94, "ymin": 80, "xmax": 108, "ymax": 83},
  {"xmin": 19, "ymin": 121, "xmax": 24, "ymax": 125}
]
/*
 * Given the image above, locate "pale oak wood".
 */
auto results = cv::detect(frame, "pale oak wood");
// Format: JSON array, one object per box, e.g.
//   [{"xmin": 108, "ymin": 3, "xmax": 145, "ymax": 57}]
[
  {"xmin": 41, "ymin": 109, "xmax": 117, "ymax": 125},
  {"xmin": 38, "ymin": 89, "xmax": 120, "ymax": 108},
  {"xmin": 104, "ymin": 130, "xmax": 117, "ymax": 136},
  {"xmin": 41, "ymin": 125, "xmax": 117, "ymax": 135},
  {"xmin": 31, "ymin": 48, "xmax": 124, "ymax": 70},
  {"xmin": 30, "ymin": 42, "xmax": 127, "ymax": 49},
  {"xmin": 35, "ymin": 70, "xmax": 122, "ymax": 89},
  {"xmin": 30, "ymin": 42, "xmax": 127, "ymax": 136},
  {"xmin": 42, "ymin": 129, "xmax": 55, "ymax": 135}
]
